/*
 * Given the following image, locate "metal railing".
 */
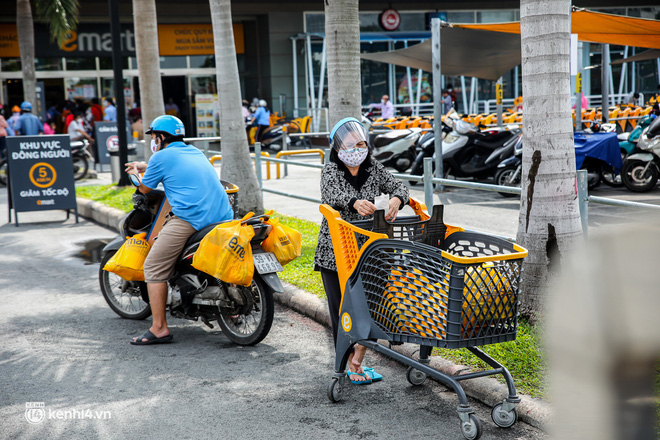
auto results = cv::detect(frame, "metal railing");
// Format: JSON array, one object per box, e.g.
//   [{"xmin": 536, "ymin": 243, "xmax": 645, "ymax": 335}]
[{"xmin": 252, "ymin": 151, "xmax": 660, "ymax": 240}]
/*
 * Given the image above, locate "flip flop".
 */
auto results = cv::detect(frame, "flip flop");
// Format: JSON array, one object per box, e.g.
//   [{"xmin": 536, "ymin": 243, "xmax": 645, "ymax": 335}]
[
  {"xmin": 130, "ymin": 329, "xmax": 173, "ymax": 345},
  {"xmin": 347, "ymin": 370, "xmax": 372, "ymax": 385},
  {"xmin": 363, "ymin": 366, "xmax": 383, "ymax": 382}
]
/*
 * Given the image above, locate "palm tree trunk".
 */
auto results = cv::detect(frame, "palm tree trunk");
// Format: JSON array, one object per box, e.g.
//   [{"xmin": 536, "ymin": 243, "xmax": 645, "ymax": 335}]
[
  {"xmin": 132, "ymin": 0, "xmax": 165, "ymax": 158},
  {"xmin": 209, "ymin": 0, "xmax": 263, "ymax": 214},
  {"xmin": 324, "ymin": 0, "xmax": 362, "ymax": 127},
  {"xmin": 16, "ymin": 0, "xmax": 36, "ymax": 106},
  {"xmin": 517, "ymin": 0, "xmax": 582, "ymax": 321}
]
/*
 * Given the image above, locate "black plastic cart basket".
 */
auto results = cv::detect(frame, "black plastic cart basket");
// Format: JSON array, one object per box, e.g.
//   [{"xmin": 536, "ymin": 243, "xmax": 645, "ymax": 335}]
[{"xmin": 320, "ymin": 200, "xmax": 528, "ymax": 440}]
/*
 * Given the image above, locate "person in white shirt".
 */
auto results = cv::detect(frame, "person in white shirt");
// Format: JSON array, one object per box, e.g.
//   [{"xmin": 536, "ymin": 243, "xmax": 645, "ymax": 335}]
[
  {"xmin": 369, "ymin": 95, "xmax": 395, "ymax": 119},
  {"xmin": 68, "ymin": 111, "xmax": 95, "ymax": 143}
]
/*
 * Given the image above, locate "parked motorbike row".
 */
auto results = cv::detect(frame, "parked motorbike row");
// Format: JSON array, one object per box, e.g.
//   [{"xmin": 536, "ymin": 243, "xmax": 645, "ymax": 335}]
[{"xmin": 364, "ymin": 109, "xmax": 659, "ymax": 194}]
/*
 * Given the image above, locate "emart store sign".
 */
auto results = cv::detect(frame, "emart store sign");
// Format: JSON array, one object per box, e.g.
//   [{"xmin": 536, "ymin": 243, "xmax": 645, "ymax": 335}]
[{"xmin": 0, "ymin": 23, "xmax": 244, "ymax": 58}]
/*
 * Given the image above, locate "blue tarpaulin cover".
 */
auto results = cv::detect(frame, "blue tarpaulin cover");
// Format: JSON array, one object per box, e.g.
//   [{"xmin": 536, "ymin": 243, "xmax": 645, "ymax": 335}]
[{"xmin": 574, "ymin": 132, "xmax": 622, "ymax": 173}]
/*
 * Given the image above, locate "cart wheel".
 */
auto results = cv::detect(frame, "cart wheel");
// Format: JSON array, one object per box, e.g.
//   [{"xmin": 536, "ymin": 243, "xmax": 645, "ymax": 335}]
[
  {"xmin": 460, "ymin": 414, "xmax": 482, "ymax": 440},
  {"xmin": 491, "ymin": 402, "xmax": 518, "ymax": 428},
  {"xmin": 327, "ymin": 378, "xmax": 343, "ymax": 403},
  {"xmin": 406, "ymin": 366, "xmax": 427, "ymax": 386}
]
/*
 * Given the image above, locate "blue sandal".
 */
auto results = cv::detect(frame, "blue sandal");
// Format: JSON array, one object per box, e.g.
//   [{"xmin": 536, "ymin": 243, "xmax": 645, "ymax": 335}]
[
  {"xmin": 363, "ymin": 366, "xmax": 383, "ymax": 382},
  {"xmin": 347, "ymin": 370, "xmax": 372, "ymax": 385}
]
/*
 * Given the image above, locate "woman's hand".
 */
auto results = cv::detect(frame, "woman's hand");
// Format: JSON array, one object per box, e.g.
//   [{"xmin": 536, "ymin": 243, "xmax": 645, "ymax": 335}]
[
  {"xmin": 384, "ymin": 197, "xmax": 402, "ymax": 221},
  {"xmin": 353, "ymin": 199, "xmax": 376, "ymax": 217},
  {"xmin": 124, "ymin": 161, "xmax": 147, "ymax": 175}
]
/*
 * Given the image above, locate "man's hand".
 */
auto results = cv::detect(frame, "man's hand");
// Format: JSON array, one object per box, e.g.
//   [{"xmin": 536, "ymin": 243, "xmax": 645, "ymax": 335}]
[
  {"xmin": 353, "ymin": 199, "xmax": 376, "ymax": 217},
  {"xmin": 125, "ymin": 161, "xmax": 147, "ymax": 175},
  {"xmin": 384, "ymin": 197, "xmax": 402, "ymax": 221}
]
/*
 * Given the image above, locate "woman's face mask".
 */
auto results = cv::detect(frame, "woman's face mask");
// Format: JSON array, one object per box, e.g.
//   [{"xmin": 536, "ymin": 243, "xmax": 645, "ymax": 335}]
[{"xmin": 337, "ymin": 143, "xmax": 368, "ymax": 167}]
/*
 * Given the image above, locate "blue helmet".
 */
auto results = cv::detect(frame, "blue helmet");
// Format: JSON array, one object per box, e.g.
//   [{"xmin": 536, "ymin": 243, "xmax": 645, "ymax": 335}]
[
  {"xmin": 146, "ymin": 115, "xmax": 185, "ymax": 137},
  {"xmin": 329, "ymin": 117, "xmax": 367, "ymax": 151},
  {"xmin": 20, "ymin": 101, "xmax": 32, "ymax": 112}
]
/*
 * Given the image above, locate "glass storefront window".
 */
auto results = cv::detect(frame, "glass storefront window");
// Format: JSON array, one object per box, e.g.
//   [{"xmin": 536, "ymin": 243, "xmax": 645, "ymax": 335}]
[
  {"xmin": 1, "ymin": 58, "xmax": 21, "ymax": 72},
  {"xmin": 65, "ymin": 77, "xmax": 98, "ymax": 101},
  {"xmin": 477, "ymin": 10, "xmax": 516, "ymax": 23},
  {"xmin": 160, "ymin": 56, "xmax": 187, "ymax": 69},
  {"xmin": 447, "ymin": 11, "xmax": 476, "ymax": 24},
  {"xmin": 627, "ymin": 7, "xmax": 660, "ymax": 19},
  {"xmin": 65, "ymin": 58, "xmax": 96, "ymax": 70},
  {"xmin": 101, "ymin": 78, "xmax": 133, "ymax": 106},
  {"xmin": 99, "ymin": 56, "xmax": 130, "ymax": 70},
  {"xmin": 35, "ymin": 58, "xmax": 63, "ymax": 71},
  {"xmin": 189, "ymin": 55, "xmax": 215, "ymax": 68},
  {"xmin": 190, "ymin": 75, "xmax": 217, "ymax": 95}
]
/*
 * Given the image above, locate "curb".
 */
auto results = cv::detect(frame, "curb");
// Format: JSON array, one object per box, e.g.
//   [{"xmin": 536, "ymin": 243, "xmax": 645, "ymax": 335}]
[{"xmin": 78, "ymin": 196, "xmax": 552, "ymax": 431}]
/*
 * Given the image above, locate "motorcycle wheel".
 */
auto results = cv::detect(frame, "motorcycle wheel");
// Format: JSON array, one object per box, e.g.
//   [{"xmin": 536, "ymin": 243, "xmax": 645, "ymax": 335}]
[
  {"xmin": 621, "ymin": 159, "xmax": 659, "ymax": 193},
  {"xmin": 217, "ymin": 276, "xmax": 274, "ymax": 346},
  {"xmin": 72, "ymin": 154, "xmax": 89, "ymax": 181},
  {"xmin": 600, "ymin": 166, "xmax": 624, "ymax": 187},
  {"xmin": 494, "ymin": 166, "xmax": 520, "ymax": 198},
  {"xmin": 0, "ymin": 159, "xmax": 7, "ymax": 186},
  {"xmin": 99, "ymin": 251, "xmax": 151, "ymax": 320}
]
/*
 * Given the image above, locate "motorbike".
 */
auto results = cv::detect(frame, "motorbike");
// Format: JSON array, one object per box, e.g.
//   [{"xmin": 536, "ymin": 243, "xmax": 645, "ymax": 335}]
[
  {"xmin": 71, "ymin": 139, "xmax": 94, "ymax": 181},
  {"xmin": 621, "ymin": 116, "xmax": 660, "ymax": 193},
  {"xmin": 493, "ymin": 133, "xmax": 523, "ymax": 197},
  {"xmin": 441, "ymin": 117, "xmax": 520, "ymax": 180},
  {"xmin": 494, "ymin": 131, "xmax": 623, "ymax": 197},
  {"xmin": 362, "ymin": 115, "xmax": 421, "ymax": 172},
  {"xmin": 617, "ymin": 115, "xmax": 654, "ymax": 157},
  {"xmin": 98, "ymin": 176, "xmax": 283, "ymax": 346},
  {"xmin": 407, "ymin": 119, "xmax": 454, "ymax": 186}
]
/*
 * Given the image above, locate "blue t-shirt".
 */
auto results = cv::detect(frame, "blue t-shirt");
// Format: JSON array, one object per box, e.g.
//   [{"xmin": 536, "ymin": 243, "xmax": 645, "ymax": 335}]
[
  {"xmin": 104, "ymin": 105, "xmax": 117, "ymax": 121},
  {"xmin": 15, "ymin": 113, "xmax": 43, "ymax": 136},
  {"xmin": 141, "ymin": 142, "xmax": 234, "ymax": 230},
  {"xmin": 253, "ymin": 107, "xmax": 270, "ymax": 126}
]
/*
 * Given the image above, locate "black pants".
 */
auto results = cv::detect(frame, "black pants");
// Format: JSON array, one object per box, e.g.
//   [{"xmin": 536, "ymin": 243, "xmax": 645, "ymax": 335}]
[
  {"xmin": 256, "ymin": 124, "xmax": 269, "ymax": 143},
  {"xmin": 320, "ymin": 268, "xmax": 343, "ymax": 347}
]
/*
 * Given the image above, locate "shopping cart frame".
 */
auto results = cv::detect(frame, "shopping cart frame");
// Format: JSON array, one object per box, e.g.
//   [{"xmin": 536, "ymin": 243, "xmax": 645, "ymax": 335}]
[{"xmin": 321, "ymin": 200, "xmax": 528, "ymax": 440}]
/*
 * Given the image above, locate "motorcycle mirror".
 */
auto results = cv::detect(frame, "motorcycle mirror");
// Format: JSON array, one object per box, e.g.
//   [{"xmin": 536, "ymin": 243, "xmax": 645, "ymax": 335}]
[{"xmin": 128, "ymin": 173, "xmax": 141, "ymax": 187}]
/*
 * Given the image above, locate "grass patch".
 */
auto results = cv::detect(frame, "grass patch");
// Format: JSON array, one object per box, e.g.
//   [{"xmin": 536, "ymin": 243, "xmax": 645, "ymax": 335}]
[
  {"xmin": 74, "ymin": 184, "xmax": 546, "ymax": 397},
  {"xmin": 267, "ymin": 211, "xmax": 325, "ymax": 298},
  {"xmin": 76, "ymin": 184, "xmax": 134, "ymax": 213},
  {"xmin": 434, "ymin": 320, "xmax": 546, "ymax": 398}
]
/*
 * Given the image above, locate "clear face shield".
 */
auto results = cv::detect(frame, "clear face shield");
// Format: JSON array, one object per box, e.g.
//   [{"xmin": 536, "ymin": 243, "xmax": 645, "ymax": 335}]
[{"xmin": 331, "ymin": 120, "xmax": 368, "ymax": 152}]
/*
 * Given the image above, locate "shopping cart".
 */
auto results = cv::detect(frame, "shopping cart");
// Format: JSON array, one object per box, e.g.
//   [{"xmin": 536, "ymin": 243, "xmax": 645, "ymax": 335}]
[{"xmin": 320, "ymin": 199, "xmax": 528, "ymax": 440}]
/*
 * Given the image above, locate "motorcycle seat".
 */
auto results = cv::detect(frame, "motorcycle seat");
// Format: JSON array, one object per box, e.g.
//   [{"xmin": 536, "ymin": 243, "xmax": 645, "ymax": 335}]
[
  {"xmin": 617, "ymin": 132, "xmax": 630, "ymax": 142},
  {"xmin": 184, "ymin": 219, "xmax": 233, "ymax": 248},
  {"xmin": 372, "ymin": 130, "xmax": 412, "ymax": 149},
  {"xmin": 473, "ymin": 132, "xmax": 513, "ymax": 149}
]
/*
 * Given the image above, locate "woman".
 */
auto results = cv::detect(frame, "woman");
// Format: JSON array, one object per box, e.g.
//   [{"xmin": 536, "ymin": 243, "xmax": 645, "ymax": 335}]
[
  {"xmin": 253, "ymin": 99, "xmax": 271, "ymax": 142},
  {"xmin": 314, "ymin": 117, "xmax": 409, "ymax": 384}
]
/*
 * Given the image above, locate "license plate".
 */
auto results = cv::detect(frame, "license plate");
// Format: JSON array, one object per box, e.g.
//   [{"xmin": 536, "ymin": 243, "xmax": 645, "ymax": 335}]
[{"xmin": 253, "ymin": 252, "xmax": 283, "ymax": 274}]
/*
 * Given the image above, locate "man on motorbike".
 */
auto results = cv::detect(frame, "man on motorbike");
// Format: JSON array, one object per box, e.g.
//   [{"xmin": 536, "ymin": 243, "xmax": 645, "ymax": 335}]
[{"xmin": 124, "ymin": 115, "xmax": 234, "ymax": 345}]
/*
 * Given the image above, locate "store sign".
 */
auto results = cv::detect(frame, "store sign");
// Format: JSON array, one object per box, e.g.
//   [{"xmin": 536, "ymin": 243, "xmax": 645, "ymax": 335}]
[
  {"xmin": 380, "ymin": 9, "xmax": 401, "ymax": 31},
  {"xmin": 0, "ymin": 23, "xmax": 244, "ymax": 58},
  {"xmin": 94, "ymin": 122, "xmax": 119, "ymax": 165},
  {"xmin": 159, "ymin": 23, "xmax": 244, "ymax": 56},
  {"xmin": 6, "ymin": 135, "xmax": 77, "ymax": 215}
]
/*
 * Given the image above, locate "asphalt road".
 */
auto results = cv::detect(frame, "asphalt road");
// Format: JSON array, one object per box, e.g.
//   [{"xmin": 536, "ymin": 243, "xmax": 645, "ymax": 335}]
[{"xmin": 0, "ymin": 191, "xmax": 547, "ymax": 439}]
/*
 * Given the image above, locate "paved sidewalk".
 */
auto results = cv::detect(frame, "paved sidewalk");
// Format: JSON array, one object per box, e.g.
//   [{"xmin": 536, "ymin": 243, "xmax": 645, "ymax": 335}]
[{"xmin": 76, "ymin": 165, "xmax": 553, "ymax": 430}]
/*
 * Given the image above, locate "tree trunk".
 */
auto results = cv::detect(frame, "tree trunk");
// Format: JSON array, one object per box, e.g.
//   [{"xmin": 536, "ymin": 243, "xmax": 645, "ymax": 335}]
[
  {"xmin": 324, "ymin": 0, "xmax": 362, "ymax": 127},
  {"xmin": 517, "ymin": 0, "xmax": 582, "ymax": 321},
  {"xmin": 209, "ymin": 0, "xmax": 263, "ymax": 215},
  {"xmin": 132, "ymin": 0, "xmax": 165, "ymax": 159},
  {"xmin": 16, "ymin": 0, "xmax": 36, "ymax": 106}
]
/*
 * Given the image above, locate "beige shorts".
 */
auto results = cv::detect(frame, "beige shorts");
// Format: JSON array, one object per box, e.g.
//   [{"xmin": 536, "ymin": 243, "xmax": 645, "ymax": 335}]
[{"xmin": 143, "ymin": 215, "xmax": 197, "ymax": 283}]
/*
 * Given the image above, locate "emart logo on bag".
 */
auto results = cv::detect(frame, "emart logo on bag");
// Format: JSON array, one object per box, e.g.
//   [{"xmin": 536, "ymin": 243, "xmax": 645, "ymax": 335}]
[{"xmin": 226, "ymin": 236, "xmax": 246, "ymax": 261}]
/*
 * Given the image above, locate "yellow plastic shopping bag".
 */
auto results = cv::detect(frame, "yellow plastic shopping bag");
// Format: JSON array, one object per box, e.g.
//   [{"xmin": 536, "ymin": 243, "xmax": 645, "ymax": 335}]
[
  {"xmin": 192, "ymin": 212, "xmax": 256, "ymax": 286},
  {"xmin": 261, "ymin": 214, "xmax": 302, "ymax": 266},
  {"xmin": 103, "ymin": 232, "xmax": 151, "ymax": 281}
]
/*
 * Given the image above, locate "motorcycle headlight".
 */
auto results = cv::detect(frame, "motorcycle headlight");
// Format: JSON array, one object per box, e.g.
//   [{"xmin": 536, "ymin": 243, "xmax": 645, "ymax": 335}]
[{"xmin": 444, "ymin": 134, "xmax": 459, "ymax": 144}]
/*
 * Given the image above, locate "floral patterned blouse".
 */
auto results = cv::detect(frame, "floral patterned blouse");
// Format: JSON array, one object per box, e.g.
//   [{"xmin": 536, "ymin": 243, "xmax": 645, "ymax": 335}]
[{"xmin": 314, "ymin": 158, "xmax": 409, "ymax": 272}]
